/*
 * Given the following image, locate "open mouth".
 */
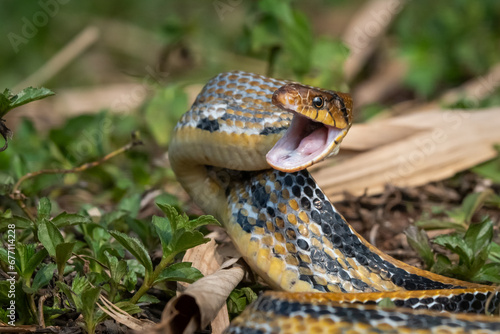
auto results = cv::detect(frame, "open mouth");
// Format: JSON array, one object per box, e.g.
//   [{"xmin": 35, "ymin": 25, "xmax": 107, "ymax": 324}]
[{"xmin": 266, "ymin": 113, "xmax": 347, "ymax": 172}]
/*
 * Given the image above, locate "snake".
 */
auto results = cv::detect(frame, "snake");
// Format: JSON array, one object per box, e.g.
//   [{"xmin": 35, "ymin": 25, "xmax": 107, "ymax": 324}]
[{"xmin": 168, "ymin": 71, "xmax": 500, "ymax": 333}]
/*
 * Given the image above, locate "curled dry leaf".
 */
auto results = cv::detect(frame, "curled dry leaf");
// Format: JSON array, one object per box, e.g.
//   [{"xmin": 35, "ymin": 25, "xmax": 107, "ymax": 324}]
[
  {"xmin": 179, "ymin": 232, "xmax": 239, "ymax": 333},
  {"xmin": 152, "ymin": 233, "xmax": 244, "ymax": 334},
  {"xmin": 156, "ymin": 263, "xmax": 245, "ymax": 334}
]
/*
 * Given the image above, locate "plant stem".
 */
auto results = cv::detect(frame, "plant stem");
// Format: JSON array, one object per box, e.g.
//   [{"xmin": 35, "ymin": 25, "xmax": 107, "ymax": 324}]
[
  {"xmin": 28, "ymin": 294, "xmax": 39, "ymax": 324},
  {"xmin": 9, "ymin": 133, "xmax": 143, "ymax": 220},
  {"xmin": 129, "ymin": 253, "xmax": 174, "ymax": 304}
]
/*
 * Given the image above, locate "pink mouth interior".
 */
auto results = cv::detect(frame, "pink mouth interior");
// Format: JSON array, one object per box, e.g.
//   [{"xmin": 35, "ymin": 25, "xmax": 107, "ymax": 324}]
[{"xmin": 266, "ymin": 113, "xmax": 343, "ymax": 172}]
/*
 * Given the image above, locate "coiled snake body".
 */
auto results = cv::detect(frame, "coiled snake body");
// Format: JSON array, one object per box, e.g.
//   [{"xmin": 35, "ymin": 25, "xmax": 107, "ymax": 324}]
[{"xmin": 169, "ymin": 71, "xmax": 500, "ymax": 333}]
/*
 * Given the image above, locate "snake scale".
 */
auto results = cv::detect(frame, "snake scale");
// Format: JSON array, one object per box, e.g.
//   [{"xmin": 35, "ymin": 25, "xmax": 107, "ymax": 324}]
[{"xmin": 168, "ymin": 71, "xmax": 500, "ymax": 333}]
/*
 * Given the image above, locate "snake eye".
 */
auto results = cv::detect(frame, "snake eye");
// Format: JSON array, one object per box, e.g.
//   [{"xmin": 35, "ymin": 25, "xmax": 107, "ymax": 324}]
[{"xmin": 312, "ymin": 96, "xmax": 324, "ymax": 109}]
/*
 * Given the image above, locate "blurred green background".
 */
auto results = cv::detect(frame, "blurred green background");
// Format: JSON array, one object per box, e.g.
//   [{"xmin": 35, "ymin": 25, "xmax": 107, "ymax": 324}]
[{"xmin": 1, "ymin": 0, "xmax": 499, "ymax": 211}]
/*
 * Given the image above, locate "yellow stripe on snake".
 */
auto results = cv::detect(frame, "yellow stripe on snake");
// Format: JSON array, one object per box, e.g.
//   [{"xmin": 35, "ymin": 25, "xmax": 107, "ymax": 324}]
[{"xmin": 168, "ymin": 71, "xmax": 500, "ymax": 333}]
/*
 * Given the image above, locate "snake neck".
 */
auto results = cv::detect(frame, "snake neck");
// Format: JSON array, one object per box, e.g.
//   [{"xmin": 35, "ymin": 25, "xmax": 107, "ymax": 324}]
[{"xmin": 215, "ymin": 168, "xmax": 486, "ymax": 294}]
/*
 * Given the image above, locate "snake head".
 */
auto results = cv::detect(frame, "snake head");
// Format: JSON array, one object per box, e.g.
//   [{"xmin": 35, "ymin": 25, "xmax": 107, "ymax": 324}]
[{"xmin": 266, "ymin": 83, "xmax": 353, "ymax": 172}]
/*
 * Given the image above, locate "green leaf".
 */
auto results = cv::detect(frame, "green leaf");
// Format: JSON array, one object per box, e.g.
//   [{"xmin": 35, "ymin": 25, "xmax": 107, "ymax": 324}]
[
  {"xmin": 241, "ymin": 287, "xmax": 258, "ymax": 303},
  {"xmin": 55, "ymin": 242, "xmax": 75, "ymax": 277},
  {"xmin": 227, "ymin": 287, "xmax": 258, "ymax": 315},
  {"xmin": 433, "ymin": 234, "xmax": 472, "ymax": 267},
  {"xmin": 81, "ymin": 286, "xmax": 101, "ymax": 334},
  {"xmin": 123, "ymin": 259, "xmax": 143, "ymax": 291},
  {"xmin": 180, "ymin": 215, "xmax": 220, "ymax": 231},
  {"xmin": 282, "ymin": 10, "xmax": 313, "ymax": 76},
  {"xmin": 0, "ymin": 87, "xmax": 54, "ymax": 118},
  {"xmin": 106, "ymin": 253, "xmax": 127, "ymax": 284},
  {"xmin": 152, "ymin": 216, "xmax": 173, "ymax": 254},
  {"xmin": 0, "ymin": 93, "xmax": 10, "ymax": 116},
  {"xmin": 378, "ymin": 298, "xmax": 396, "ymax": 309},
  {"xmin": 0, "ymin": 215, "xmax": 33, "ymax": 231},
  {"xmin": 137, "ymin": 294, "xmax": 161, "ymax": 304},
  {"xmin": 56, "ymin": 281, "xmax": 78, "ymax": 309},
  {"xmin": 259, "ymin": 0, "xmax": 294, "ymax": 25},
  {"xmin": 174, "ymin": 230, "xmax": 210, "ymax": 254},
  {"xmin": 153, "ymin": 202, "xmax": 217, "ymax": 257},
  {"xmin": 109, "ymin": 231, "xmax": 153, "ymax": 277},
  {"xmin": 37, "ymin": 197, "xmax": 52, "ymax": 222},
  {"xmin": 156, "ymin": 201, "xmax": 219, "ymax": 232},
  {"xmin": 51, "ymin": 212, "xmax": 92, "ymax": 227},
  {"xmin": 5, "ymin": 87, "xmax": 55, "ymax": 114},
  {"xmin": 489, "ymin": 242, "xmax": 500, "ymax": 263},
  {"xmin": 310, "ymin": 38, "xmax": 349, "ymax": 89},
  {"xmin": 460, "ymin": 190, "xmax": 493, "ymax": 225},
  {"xmin": 118, "ymin": 193, "xmax": 141, "ymax": 219},
  {"xmin": 57, "ymin": 275, "xmax": 92, "ymax": 311},
  {"xmin": 72, "ymin": 274, "xmax": 93, "ymax": 296},
  {"xmin": 12, "ymin": 243, "xmax": 34, "ymax": 278},
  {"xmin": 37, "ymin": 218, "xmax": 64, "ymax": 257},
  {"xmin": 470, "ymin": 263, "xmax": 500, "ymax": 283},
  {"xmin": 154, "ymin": 262, "xmax": 203, "ymax": 284},
  {"xmin": 464, "ymin": 219, "xmax": 493, "ymax": 257},
  {"xmin": 405, "ymin": 226, "xmax": 435, "ymax": 269},
  {"xmin": 32, "ymin": 263, "xmax": 56, "ymax": 291},
  {"xmin": 415, "ymin": 218, "xmax": 465, "ymax": 231},
  {"xmin": 431, "ymin": 254, "xmax": 452, "ymax": 275},
  {"xmin": 100, "ymin": 210, "xmax": 129, "ymax": 227},
  {"xmin": 22, "ymin": 248, "xmax": 48, "ymax": 282},
  {"xmin": 156, "ymin": 201, "xmax": 183, "ymax": 231},
  {"xmin": 15, "ymin": 243, "xmax": 49, "ymax": 281},
  {"xmin": 0, "ymin": 249, "xmax": 11, "ymax": 271}
]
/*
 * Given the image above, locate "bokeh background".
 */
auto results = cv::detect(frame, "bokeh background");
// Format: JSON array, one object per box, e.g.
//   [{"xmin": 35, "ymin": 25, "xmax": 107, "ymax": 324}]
[{"xmin": 1, "ymin": 1, "xmax": 500, "ymax": 329}]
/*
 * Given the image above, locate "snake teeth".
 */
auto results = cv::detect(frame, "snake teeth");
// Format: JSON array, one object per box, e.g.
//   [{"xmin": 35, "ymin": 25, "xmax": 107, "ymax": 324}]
[{"xmin": 266, "ymin": 113, "xmax": 347, "ymax": 172}]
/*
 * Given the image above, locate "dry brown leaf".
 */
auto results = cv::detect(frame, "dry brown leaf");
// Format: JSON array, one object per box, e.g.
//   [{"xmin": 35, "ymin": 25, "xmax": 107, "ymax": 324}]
[
  {"xmin": 312, "ymin": 108, "xmax": 500, "ymax": 201},
  {"xmin": 337, "ymin": 123, "xmax": 422, "ymax": 152},
  {"xmin": 154, "ymin": 262, "xmax": 245, "ymax": 334},
  {"xmin": 180, "ymin": 232, "xmax": 238, "ymax": 334},
  {"xmin": 181, "ymin": 235, "xmax": 224, "ymax": 278}
]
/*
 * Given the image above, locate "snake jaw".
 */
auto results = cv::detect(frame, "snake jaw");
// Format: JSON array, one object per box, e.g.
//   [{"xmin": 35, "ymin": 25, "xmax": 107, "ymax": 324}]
[
  {"xmin": 266, "ymin": 113, "xmax": 349, "ymax": 172},
  {"xmin": 267, "ymin": 84, "xmax": 352, "ymax": 172}
]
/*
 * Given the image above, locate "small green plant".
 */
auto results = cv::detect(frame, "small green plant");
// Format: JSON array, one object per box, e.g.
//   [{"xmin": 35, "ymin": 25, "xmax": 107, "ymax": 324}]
[
  {"xmin": 406, "ymin": 190, "xmax": 500, "ymax": 283},
  {"xmin": 227, "ymin": 287, "xmax": 258, "ymax": 320},
  {"xmin": 0, "ymin": 194, "xmax": 219, "ymax": 333}
]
